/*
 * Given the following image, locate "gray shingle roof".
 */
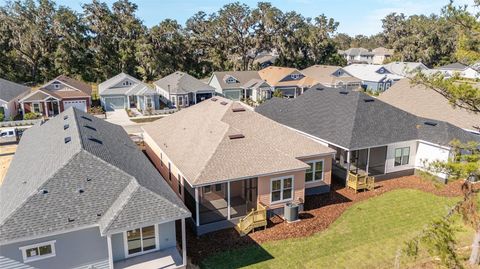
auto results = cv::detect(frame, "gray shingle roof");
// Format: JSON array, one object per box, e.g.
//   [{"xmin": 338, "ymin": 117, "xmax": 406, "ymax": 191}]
[
  {"xmin": 0, "ymin": 78, "xmax": 30, "ymax": 102},
  {"xmin": 99, "ymin": 73, "xmax": 155, "ymax": 96},
  {"xmin": 436, "ymin": 62, "xmax": 468, "ymax": 71},
  {"xmin": 0, "ymin": 108, "xmax": 190, "ymax": 243},
  {"xmin": 210, "ymin": 71, "xmax": 262, "ymax": 90},
  {"xmin": 256, "ymin": 88, "xmax": 479, "ymax": 150},
  {"xmin": 154, "ymin": 71, "xmax": 215, "ymax": 94}
]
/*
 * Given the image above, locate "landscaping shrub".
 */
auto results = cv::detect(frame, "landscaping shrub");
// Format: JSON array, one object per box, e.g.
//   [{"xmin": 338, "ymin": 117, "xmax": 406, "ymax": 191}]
[
  {"xmin": 0, "ymin": 112, "xmax": 4, "ymax": 122},
  {"xmin": 23, "ymin": 112, "xmax": 40, "ymax": 120}
]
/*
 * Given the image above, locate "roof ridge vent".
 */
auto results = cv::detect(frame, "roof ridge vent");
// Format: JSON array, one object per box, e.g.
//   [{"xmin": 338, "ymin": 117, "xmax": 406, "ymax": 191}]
[
  {"xmin": 64, "ymin": 137, "xmax": 71, "ymax": 144},
  {"xmin": 81, "ymin": 116, "xmax": 92, "ymax": 121},
  {"xmin": 229, "ymin": 134, "xmax": 245, "ymax": 140},
  {"xmin": 84, "ymin": 125, "xmax": 97, "ymax": 131},
  {"xmin": 88, "ymin": 137, "xmax": 103, "ymax": 144},
  {"xmin": 363, "ymin": 98, "xmax": 374, "ymax": 102},
  {"xmin": 64, "ymin": 115, "xmax": 68, "ymax": 120},
  {"xmin": 316, "ymin": 87, "xmax": 324, "ymax": 91},
  {"xmin": 232, "ymin": 107, "xmax": 246, "ymax": 112},
  {"xmin": 64, "ymin": 124, "xmax": 69, "ymax": 130},
  {"xmin": 220, "ymin": 101, "xmax": 228, "ymax": 105},
  {"xmin": 339, "ymin": 91, "xmax": 349, "ymax": 95},
  {"xmin": 211, "ymin": 98, "xmax": 218, "ymax": 102},
  {"xmin": 424, "ymin": 121, "xmax": 438, "ymax": 127}
]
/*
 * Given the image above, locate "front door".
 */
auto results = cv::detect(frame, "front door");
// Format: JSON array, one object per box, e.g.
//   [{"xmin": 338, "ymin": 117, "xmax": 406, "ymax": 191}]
[{"xmin": 244, "ymin": 178, "xmax": 258, "ymax": 212}]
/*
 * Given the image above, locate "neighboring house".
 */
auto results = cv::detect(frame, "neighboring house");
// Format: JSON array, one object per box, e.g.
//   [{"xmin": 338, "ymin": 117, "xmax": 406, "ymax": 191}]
[
  {"xmin": 435, "ymin": 62, "xmax": 480, "ymax": 79},
  {"xmin": 372, "ymin": 47, "xmax": 394, "ymax": 64},
  {"xmin": 252, "ymin": 54, "xmax": 278, "ymax": 69},
  {"xmin": 256, "ymin": 87, "xmax": 479, "ymax": 181},
  {"xmin": 301, "ymin": 65, "xmax": 362, "ymax": 90},
  {"xmin": 342, "ymin": 64, "xmax": 403, "ymax": 92},
  {"xmin": 154, "ymin": 71, "xmax": 216, "ymax": 108},
  {"xmin": 19, "ymin": 75, "xmax": 92, "ymax": 118},
  {"xmin": 379, "ymin": 79, "xmax": 480, "ymax": 134},
  {"xmin": 0, "ymin": 78, "xmax": 30, "ymax": 120},
  {"xmin": 383, "ymin": 62, "xmax": 429, "ymax": 77},
  {"xmin": 0, "ymin": 108, "xmax": 190, "ymax": 269},
  {"xmin": 258, "ymin": 66, "xmax": 317, "ymax": 98},
  {"xmin": 98, "ymin": 73, "xmax": 157, "ymax": 111},
  {"xmin": 142, "ymin": 97, "xmax": 335, "ymax": 235},
  {"xmin": 471, "ymin": 61, "xmax": 480, "ymax": 72},
  {"xmin": 339, "ymin": 48, "xmax": 375, "ymax": 64},
  {"xmin": 208, "ymin": 71, "xmax": 272, "ymax": 102}
]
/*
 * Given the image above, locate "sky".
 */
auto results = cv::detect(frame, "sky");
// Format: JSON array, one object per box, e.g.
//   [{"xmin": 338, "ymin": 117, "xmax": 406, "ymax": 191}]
[{"xmin": 1, "ymin": 0, "xmax": 476, "ymax": 35}]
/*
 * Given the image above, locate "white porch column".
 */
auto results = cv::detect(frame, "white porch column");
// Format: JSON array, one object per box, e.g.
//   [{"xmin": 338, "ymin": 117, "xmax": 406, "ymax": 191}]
[
  {"xmin": 181, "ymin": 218, "xmax": 187, "ymax": 266},
  {"xmin": 227, "ymin": 181, "xmax": 231, "ymax": 220},
  {"xmin": 366, "ymin": 148, "xmax": 371, "ymax": 175},
  {"xmin": 107, "ymin": 235, "xmax": 113, "ymax": 269},
  {"xmin": 346, "ymin": 150, "xmax": 351, "ymax": 172},
  {"xmin": 21, "ymin": 103, "xmax": 25, "ymax": 117},
  {"xmin": 194, "ymin": 93, "xmax": 197, "ymax": 104},
  {"xmin": 57, "ymin": 100, "xmax": 60, "ymax": 114},
  {"xmin": 195, "ymin": 187, "xmax": 200, "ymax": 226},
  {"xmin": 44, "ymin": 101, "xmax": 49, "ymax": 117}
]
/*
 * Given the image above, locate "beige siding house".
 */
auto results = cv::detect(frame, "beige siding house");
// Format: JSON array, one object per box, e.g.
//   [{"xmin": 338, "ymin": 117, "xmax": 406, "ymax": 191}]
[{"xmin": 143, "ymin": 97, "xmax": 335, "ymax": 234}]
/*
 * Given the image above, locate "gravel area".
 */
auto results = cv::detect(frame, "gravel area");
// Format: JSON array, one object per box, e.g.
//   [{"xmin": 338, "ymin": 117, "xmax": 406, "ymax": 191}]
[{"xmin": 186, "ymin": 175, "xmax": 472, "ymax": 265}]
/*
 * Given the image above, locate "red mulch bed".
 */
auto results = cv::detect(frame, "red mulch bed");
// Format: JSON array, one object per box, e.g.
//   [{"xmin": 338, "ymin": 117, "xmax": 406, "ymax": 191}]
[{"xmin": 186, "ymin": 176, "xmax": 473, "ymax": 265}]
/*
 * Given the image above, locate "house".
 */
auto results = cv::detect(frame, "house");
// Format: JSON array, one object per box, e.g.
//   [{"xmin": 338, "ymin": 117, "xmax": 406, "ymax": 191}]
[
  {"xmin": 99, "ymin": 73, "xmax": 158, "ymax": 112},
  {"xmin": 301, "ymin": 65, "xmax": 362, "ymax": 90},
  {"xmin": 339, "ymin": 48, "xmax": 375, "ymax": 64},
  {"xmin": 256, "ymin": 87, "xmax": 479, "ymax": 182},
  {"xmin": 0, "ymin": 108, "xmax": 190, "ymax": 269},
  {"xmin": 154, "ymin": 71, "xmax": 216, "ymax": 108},
  {"xmin": 0, "ymin": 78, "xmax": 30, "ymax": 120},
  {"xmin": 434, "ymin": 62, "xmax": 480, "ymax": 79},
  {"xmin": 258, "ymin": 66, "xmax": 317, "ymax": 98},
  {"xmin": 142, "ymin": 97, "xmax": 335, "ymax": 235},
  {"xmin": 19, "ymin": 75, "xmax": 92, "ymax": 118},
  {"xmin": 342, "ymin": 64, "xmax": 403, "ymax": 92},
  {"xmin": 372, "ymin": 47, "xmax": 394, "ymax": 64},
  {"xmin": 208, "ymin": 71, "xmax": 272, "ymax": 102},
  {"xmin": 379, "ymin": 79, "xmax": 480, "ymax": 134},
  {"xmin": 383, "ymin": 62, "xmax": 429, "ymax": 77},
  {"xmin": 252, "ymin": 54, "xmax": 278, "ymax": 69}
]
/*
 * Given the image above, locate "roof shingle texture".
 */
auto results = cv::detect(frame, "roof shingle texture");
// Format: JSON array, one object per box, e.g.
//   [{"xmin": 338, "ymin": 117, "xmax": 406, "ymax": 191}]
[
  {"xmin": 142, "ymin": 98, "xmax": 334, "ymax": 186},
  {"xmin": 0, "ymin": 108, "xmax": 189, "ymax": 243},
  {"xmin": 255, "ymin": 87, "xmax": 479, "ymax": 150},
  {"xmin": 0, "ymin": 78, "xmax": 30, "ymax": 102},
  {"xmin": 301, "ymin": 65, "xmax": 361, "ymax": 86},
  {"xmin": 154, "ymin": 71, "xmax": 215, "ymax": 94},
  {"xmin": 211, "ymin": 71, "xmax": 262, "ymax": 89}
]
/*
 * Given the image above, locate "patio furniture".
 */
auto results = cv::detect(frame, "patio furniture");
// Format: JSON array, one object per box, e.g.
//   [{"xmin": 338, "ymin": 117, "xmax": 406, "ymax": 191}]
[
  {"xmin": 235, "ymin": 202, "xmax": 268, "ymax": 236},
  {"xmin": 347, "ymin": 172, "xmax": 375, "ymax": 193}
]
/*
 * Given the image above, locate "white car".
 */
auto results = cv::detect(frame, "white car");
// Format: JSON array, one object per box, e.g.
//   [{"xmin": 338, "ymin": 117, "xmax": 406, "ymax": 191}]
[{"xmin": 0, "ymin": 128, "xmax": 16, "ymax": 138}]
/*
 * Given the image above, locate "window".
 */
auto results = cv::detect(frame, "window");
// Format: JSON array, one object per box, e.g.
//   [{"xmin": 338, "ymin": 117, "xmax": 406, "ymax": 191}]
[
  {"xmin": 178, "ymin": 174, "xmax": 182, "ymax": 194},
  {"xmin": 203, "ymin": 185, "xmax": 211, "ymax": 193},
  {"xmin": 178, "ymin": 96, "xmax": 183, "ymax": 106},
  {"xmin": 394, "ymin": 147, "xmax": 410, "ymax": 166},
  {"xmin": 54, "ymin": 83, "xmax": 60, "ymax": 89},
  {"xmin": 122, "ymin": 80, "xmax": 132, "ymax": 86},
  {"xmin": 168, "ymin": 162, "xmax": 172, "ymax": 181},
  {"xmin": 125, "ymin": 226, "xmax": 157, "ymax": 256},
  {"xmin": 225, "ymin": 76, "xmax": 237, "ymax": 84},
  {"xmin": 305, "ymin": 160, "xmax": 324, "ymax": 182},
  {"xmin": 271, "ymin": 176, "xmax": 293, "ymax": 203},
  {"xmin": 215, "ymin": 184, "xmax": 222, "ymax": 192},
  {"xmin": 146, "ymin": 97, "xmax": 153, "ymax": 108},
  {"xmin": 171, "ymin": 96, "xmax": 176, "ymax": 106},
  {"xmin": 20, "ymin": 241, "xmax": 56, "ymax": 263},
  {"xmin": 33, "ymin": 103, "xmax": 41, "ymax": 113}
]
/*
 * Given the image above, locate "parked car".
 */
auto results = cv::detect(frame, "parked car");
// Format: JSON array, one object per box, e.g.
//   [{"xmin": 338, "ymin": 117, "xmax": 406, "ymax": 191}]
[{"xmin": 0, "ymin": 128, "xmax": 16, "ymax": 138}]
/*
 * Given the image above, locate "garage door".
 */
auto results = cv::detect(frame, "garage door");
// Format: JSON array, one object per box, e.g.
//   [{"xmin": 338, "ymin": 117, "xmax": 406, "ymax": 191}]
[
  {"xmin": 104, "ymin": 97, "xmax": 125, "ymax": 111},
  {"xmin": 63, "ymin": 100, "xmax": 87, "ymax": 112}
]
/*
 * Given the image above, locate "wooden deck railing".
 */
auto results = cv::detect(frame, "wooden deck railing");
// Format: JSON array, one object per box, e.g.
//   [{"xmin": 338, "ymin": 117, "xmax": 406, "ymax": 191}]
[
  {"xmin": 236, "ymin": 202, "xmax": 268, "ymax": 236},
  {"xmin": 346, "ymin": 172, "xmax": 375, "ymax": 193}
]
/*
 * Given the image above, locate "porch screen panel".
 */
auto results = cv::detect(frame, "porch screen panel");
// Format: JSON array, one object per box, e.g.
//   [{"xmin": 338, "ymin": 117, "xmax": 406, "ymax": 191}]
[{"xmin": 183, "ymin": 180, "xmax": 197, "ymax": 224}]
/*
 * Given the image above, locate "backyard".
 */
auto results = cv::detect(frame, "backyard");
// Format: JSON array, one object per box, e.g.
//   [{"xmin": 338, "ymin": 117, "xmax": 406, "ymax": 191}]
[{"xmin": 198, "ymin": 179, "xmax": 476, "ymax": 269}]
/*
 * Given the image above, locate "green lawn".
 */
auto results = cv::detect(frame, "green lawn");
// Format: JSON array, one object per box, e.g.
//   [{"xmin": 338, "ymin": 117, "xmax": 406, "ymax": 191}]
[{"xmin": 202, "ymin": 189, "xmax": 469, "ymax": 269}]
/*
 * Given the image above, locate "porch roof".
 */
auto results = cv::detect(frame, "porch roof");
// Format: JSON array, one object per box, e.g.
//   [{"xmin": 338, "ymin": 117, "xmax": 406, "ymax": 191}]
[{"xmin": 143, "ymin": 97, "xmax": 334, "ymax": 186}]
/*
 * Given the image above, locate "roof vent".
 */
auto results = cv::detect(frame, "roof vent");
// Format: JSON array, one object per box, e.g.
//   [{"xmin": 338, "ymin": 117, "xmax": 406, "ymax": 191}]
[
  {"xmin": 81, "ymin": 116, "xmax": 92, "ymax": 121},
  {"xmin": 339, "ymin": 91, "xmax": 349, "ymax": 95},
  {"xmin": 78, "ymin": 188, "xmax": 84, "ymax": 194},
  {"xmin": 64, "ymin": 115, "xmax": 68, "ymax": 120},
  {"xmin": 364, "ymin": 98, "xmax": 374, "ymax": 103},
  {"xmin": 64, "ymin": 124, "xmax": 69, "ymax": 130},
  {"xmin": 96, "ymin": 213, "xmax": 102, "ymax": 217},
  {"xmin": 86, "ymin": 177, "xmax": 92, "ymax": 182},
  {"xmin": 232, "ymin": 107, "xmax": 246, "ymax": 112},
  {"xmin": 220, "ymin": 101, "xmax": 228, "ymax": 105},
  {"xmin": 229, "ymin": 134, "xmax": 245, "ymax": 140},
  {"xmin": 316, "ymin": 87, "xmax": 324, "ymax": 91},
  {"xmin": 39, "ymin": 189, "xmax": 48, "ymax": 194},
  {"xmin": 424, "ymin": 121, "xmax": 438, "ymax": 127},
  {"xmin": 88, "ymin": 137, "xmax": 103, "ymax": 144},
  {"xmin": 211, "ymin": 98, "xmax": 218, "ymax": 102},
  {"xmin": 64, "ymin": 137, "xmax": 71, "ymax": 144},
  {"xmin": 84, "ymin": 125, "xmax": 96, "ymax": 131},
  {"xmin": 67, "ymin": 217, "xmax": 75, "ymax": 223}
]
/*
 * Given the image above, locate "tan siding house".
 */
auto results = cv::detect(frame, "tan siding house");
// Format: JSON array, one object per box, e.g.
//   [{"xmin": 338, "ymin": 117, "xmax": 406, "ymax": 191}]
[{"xmin": 143, "ymin": 97, "xmax": 335, "ymax": 234}]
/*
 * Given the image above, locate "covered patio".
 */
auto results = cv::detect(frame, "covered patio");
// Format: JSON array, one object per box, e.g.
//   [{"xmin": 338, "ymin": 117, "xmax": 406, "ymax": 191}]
[
  {"xmin": 332, "ymin": 145, "xmax": 387, "ymax": 181},
  {"xmin": 113, "ymin": 247, "xmax": 183, "ymax": 269}
]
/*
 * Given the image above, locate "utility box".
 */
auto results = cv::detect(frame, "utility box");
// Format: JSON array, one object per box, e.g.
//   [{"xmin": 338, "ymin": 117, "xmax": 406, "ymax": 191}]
[{"xmin": 284, "ymin": 202, "xmax": 299, "ymax": 223}]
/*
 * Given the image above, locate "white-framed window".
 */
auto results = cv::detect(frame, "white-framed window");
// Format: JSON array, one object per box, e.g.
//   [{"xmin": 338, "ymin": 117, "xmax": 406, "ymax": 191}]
[
  {"xmin": 171, "ymin": 96, "xmax": 176, "ymax": 106},
  {"xmin": 305, "ymin": 160, "xmax": 324, "ymax": 182},
  {"xmin": 203, "ymin": 185, "xmax": 211, "ymax": 193},
  {"xmin": 290, "ymin": 74, "xmax": 300, "ymax": 79},
  {"xmin": 225, "ymin": 76, "xmax": 237, "ymax": 84},
  {"xmin": 378, "ymin": 83, "xmax": 384, "ymax": 91},
  {"xmin": 124, "ymin": 225, "xmax": 158, "ymax": 257},
  {"xmin": 270, "ymin": 176, "xmax": 294, "ymax": 203},
  {"xmin": 178, "ymin": 96, "xmax": 183, "ymax": 106},
  {"xmin": 146, "ymin": 97, "xmax": 153, "ymax": 108},
  {"xmin": 394, "ymin": 147, "xmax": 410, "ymax": 166},
  {"xmin": 32, "ymin": 103, "xmax": 42, "ymax": 113},
  {"xmin": 19, "ymin": 240, "xmax": 56, "ymax": 263}
]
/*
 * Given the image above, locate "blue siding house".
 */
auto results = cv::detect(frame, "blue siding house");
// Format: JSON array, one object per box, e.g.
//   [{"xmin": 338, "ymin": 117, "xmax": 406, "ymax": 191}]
[
  {"xmin": 0, "ymin": 108, "xmax": 190, "ymax": 269},
  {"xmin": 342, "ymin": 64, "xmax": 403, "ymax": 92}
]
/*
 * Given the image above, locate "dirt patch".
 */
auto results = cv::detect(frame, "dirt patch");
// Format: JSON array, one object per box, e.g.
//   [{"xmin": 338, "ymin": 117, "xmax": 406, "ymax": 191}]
[
  {"xmin": 186, "ymin": 175, "xmax": 472, "ymax": 265},
  {"xmin": 0, "ymin": 143, "xmax": 17, "ymax": 185}
]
